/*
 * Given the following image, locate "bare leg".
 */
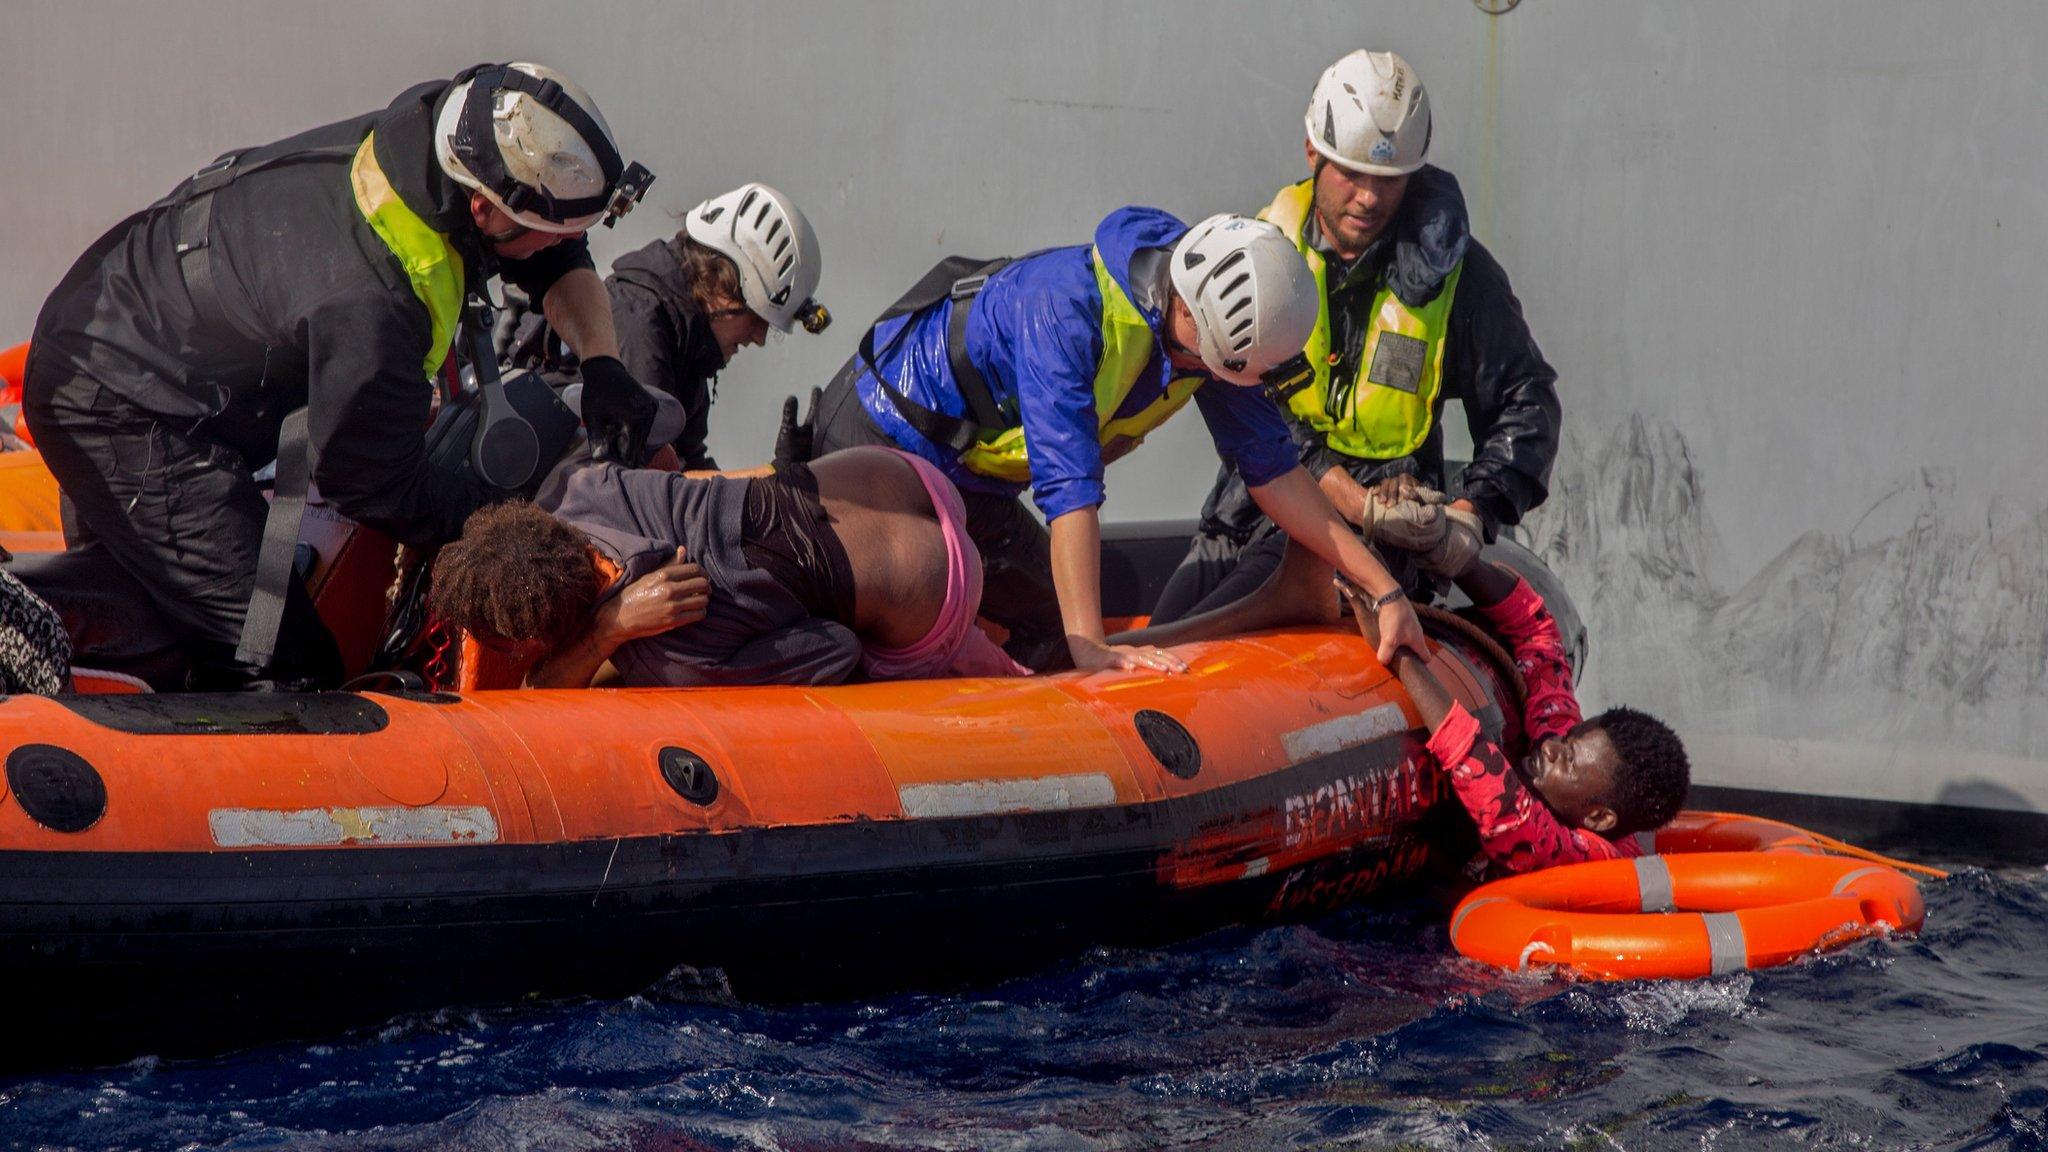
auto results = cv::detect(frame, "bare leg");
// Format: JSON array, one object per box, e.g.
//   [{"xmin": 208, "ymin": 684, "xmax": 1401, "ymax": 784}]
[{"xmin": 1114, "ymin": 537, "xmax": 1343, "ymax": 647}]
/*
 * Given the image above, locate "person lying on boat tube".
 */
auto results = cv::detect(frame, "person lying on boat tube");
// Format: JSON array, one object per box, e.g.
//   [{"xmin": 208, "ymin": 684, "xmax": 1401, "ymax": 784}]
[
  {"xmin": 1340, "ymin": 495, "xmax": 1691, "ymax": 873},
  {"xmin": 427, "ymin": 447, "xmax": 1028, "ymax": 689},
  {"xmin": 791, "ymin": 208, "xmax": 1429, "ymax": 676}
]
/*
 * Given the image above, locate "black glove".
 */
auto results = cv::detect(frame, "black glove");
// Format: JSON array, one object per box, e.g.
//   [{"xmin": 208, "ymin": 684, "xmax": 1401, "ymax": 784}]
[
  {"xmin": 772, "ymin": 386, "xmax": 823, "ymax": 467},
  {"xmin": 578, "ymin": 355, "xmax": 658, "ymax": 465}
]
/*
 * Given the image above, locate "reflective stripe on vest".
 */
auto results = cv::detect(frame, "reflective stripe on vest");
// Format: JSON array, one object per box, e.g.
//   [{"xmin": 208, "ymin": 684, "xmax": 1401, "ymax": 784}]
[
  {"xmin": 1259, "ymin": 180, "xmax": 1460, "ymax": 460},
  {"xmin": 958, "ymin": 248, "xmax": 1203, "ymax": 484},
  {"xmin": 350, "ymin": 132, "xmax": 465, "ymax": 380}
]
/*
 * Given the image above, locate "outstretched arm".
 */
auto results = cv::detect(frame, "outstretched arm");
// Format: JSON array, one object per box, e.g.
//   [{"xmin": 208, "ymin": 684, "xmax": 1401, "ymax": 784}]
[
  {"xmin": 1051, "ymin": 506, "xmax": 1188, "ymax": 673},
  {"xmin": 541, "ymin": 268, "xmax": 621, "ymax": 362},
  {"xmin": 1249, "ymin": 466, "xmax": 1427, "ymax": 664},
  {"xmin": 1340, "ymin": 577, "xmax": 1453, "ymax": 728},
  {"xmin": 1347, "ymin": 572, "xmax": 1621, "ymax": 872}
]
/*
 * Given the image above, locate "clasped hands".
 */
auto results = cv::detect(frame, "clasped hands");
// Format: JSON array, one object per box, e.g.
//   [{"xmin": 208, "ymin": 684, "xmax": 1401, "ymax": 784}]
[{"xmin": 1335, "ymin": 473, "xmax": 1485, "ymax": 579}]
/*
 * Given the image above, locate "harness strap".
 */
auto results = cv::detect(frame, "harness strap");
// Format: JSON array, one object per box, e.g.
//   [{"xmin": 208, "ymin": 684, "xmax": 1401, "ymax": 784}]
[
  {"xmin": 165, "ymin": 144, "xmax": 358, "ymax": 347},
  {"xmin": 233, "ymin": 407, "xmax": 312, "ymax": 669},
  {"xmin": 154, "ymin": 142, "xmax": 356, "ymax": 673},
  {"xmin": 856, "ymin": 255, "xmax": 1014, "ymax": 454}
]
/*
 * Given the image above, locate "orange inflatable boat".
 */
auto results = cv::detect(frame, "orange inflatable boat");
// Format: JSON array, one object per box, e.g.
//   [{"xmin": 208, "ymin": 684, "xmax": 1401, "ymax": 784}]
[
  {"xmin": 0, "ymin": 339, "xmax": 1539, "ymax": 1061},
  {"xmin": 0, "ymin": 613, "xmax": 1516, "ymax": 1061}
]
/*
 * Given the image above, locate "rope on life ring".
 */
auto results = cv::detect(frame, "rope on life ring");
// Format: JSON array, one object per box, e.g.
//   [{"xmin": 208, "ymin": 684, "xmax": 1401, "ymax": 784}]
[
  {"xmin": 1450, "ymin": 850, "xmax": 1925, "ymax": 980},
  {"xmin": 1644, "ymin": 810, "xmax": 1950, "ymax": 880},
  {"xmin": 1636, "ymin": 810, "xmax": 1827, "ymax": 856}
]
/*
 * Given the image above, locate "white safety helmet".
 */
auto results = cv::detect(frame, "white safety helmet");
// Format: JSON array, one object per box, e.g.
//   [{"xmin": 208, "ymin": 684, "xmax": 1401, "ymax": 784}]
[
  {"xmin": 1305, "ymin": 50, "xmax": 1432, "ymax": 176},
  {"xmin": 683, "ymin": 183, "xmax": 828, "ymax": 334},
  {"xmin": 1168, "ymin": 214, "xmax": 1319, "ymax": 388},
  {"xmin": 436, "ymin": 62, "xmax": 654, "ymax": 234}
]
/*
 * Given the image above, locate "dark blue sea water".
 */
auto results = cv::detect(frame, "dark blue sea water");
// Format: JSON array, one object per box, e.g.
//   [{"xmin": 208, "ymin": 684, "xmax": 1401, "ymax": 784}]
[{"xmin": 3, "ymin": 863, "xmax": 2043, "ymax": 1151}]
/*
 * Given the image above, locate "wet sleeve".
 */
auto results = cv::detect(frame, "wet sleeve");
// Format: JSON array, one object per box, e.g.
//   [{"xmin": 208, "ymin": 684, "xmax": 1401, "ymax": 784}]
[
  {"xmin": 1012, "ymin": 295, "xmax": 1109, "ymax": 520},
  {"xmin": 499, "ymin": 237, "xmax": 598, "ymax": 305},
  {"xmin": 304, "ymin": 286, "xmax": 489, "ymax": 547},
  {"xmin": 1473, "ymin": 576, "xmax": 1582, "ymax": 745},
  {"xmin": 1192, "ymin": 382, "xmax": 1299, "ymax": 489},
  {"xmin": 1444, "ymin": 243, "xmax": 1560, "ymax": 529},
  {"xmin": 1429, "ymin": 702, "xmax": 1624, "ymax": 874}
]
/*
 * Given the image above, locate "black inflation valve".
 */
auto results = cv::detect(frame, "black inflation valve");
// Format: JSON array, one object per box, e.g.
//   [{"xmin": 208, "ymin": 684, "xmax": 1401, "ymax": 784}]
[
  {"xmin": 7, "ymin": 744, "xmax": 108, "ymax": 833},
  {"xmin": 1134, "ymin": 710, "xmax": 1202, "ymax": 780},
  {"xmin": 658, "ymin": 746, "xmax": 720, "ymax": 806}
]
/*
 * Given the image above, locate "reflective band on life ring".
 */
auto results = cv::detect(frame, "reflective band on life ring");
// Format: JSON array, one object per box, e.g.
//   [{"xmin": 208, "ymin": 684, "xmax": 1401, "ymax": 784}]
[
  {"xmin": 1634, "ymin": 810, "xmax": 1827, "ymax": 856},
  {"xmin": 1450, "ymin": 851, "xmax": 1925, "ymax": 980}
]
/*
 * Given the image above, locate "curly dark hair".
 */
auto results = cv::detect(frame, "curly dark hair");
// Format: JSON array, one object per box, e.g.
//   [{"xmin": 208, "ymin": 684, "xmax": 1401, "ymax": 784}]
[
  {"xmin": 428, "ymin": 502, "xmax": 602, "ymax": 648},
  {"xmin": 1587, "ymin": 706, "xmax": 1691, "ymax": 835}
]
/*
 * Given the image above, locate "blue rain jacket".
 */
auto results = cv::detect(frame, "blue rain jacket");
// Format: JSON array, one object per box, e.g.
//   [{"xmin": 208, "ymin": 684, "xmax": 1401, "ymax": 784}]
[{"xmin": 850, "ymin": 207, "xmax": 1298, "ymax": 521}]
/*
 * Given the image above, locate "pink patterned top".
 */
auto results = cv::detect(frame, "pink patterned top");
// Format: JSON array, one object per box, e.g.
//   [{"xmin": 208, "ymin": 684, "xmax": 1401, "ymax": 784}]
[{"xmin": 1423, "ymin": 576, "xmax": 1640, "ymax": 874}]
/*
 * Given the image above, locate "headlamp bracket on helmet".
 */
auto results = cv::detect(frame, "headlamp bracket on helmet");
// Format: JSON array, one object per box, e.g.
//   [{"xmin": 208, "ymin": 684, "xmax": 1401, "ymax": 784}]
[
  {"xmin": 796, "ymin": 300, "xmax": 831, "ymax": 334},
  {"xmin": 603, "ymin": 162, "xmax": 655, "ymax": 228},
  {"xmin": 1260, "ymin": 352, "xmax": 1315, "ymax": 402}
]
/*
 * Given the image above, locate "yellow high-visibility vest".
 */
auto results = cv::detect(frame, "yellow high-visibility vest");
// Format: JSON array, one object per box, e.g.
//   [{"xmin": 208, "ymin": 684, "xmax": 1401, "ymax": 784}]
[
  {"xmin": 959, "ymin": 249, "xmax": 1203, "ymax": 483},
  {"xmin": 350, "ymin": 132, "xmax": 465, "ymax": 380},
  {"xmin": 1259, "ymin": 179, "xmax": 1461, "ymax": 460}
]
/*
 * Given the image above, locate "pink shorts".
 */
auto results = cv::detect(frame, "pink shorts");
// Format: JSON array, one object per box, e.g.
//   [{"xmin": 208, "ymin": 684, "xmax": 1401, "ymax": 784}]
[{"xmin": 859, "ymin": 450, "xmax": 1032, "ymax": 681}]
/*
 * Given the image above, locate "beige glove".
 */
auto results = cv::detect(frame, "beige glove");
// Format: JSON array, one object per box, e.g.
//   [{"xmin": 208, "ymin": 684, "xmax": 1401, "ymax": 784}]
[
  {"xmin": 1356, "ymin": 484, "xmax": 1451, "ymax": 551},
  {"xmin": 1413, "ymin": 505, "xmax": 1486, "ymax": 577}
]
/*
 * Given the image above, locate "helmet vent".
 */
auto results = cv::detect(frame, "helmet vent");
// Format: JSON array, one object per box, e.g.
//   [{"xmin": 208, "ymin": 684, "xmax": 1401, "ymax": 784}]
[
  {"xmin": 737, "ymin": 189, "xmax": 760, "ymax": 215},
  {"xmin": 1224, "ymin": 296, "xmax": 1252, "ymax": 319},
  {"xmin": 1229, "ymin": 317, "xmax": 1254, "ymax": 339},
  {"xmin": 764, "ymin": 216, "xmax": 785, "ymax": 242},
  {"xmin": 1219, "ymin": 271, "xmax": 1251, "ymax": 299},
  {"xmin": 701, "ymin": 206, "xmax": 725, "ymax": 224},
  {"xmin": 777, "ymin": 254, "xmax": 796, "ymax": 275},
  {"xmin": 1212, "ymin": 250, "xmax": 1247, "ymax": 278}
]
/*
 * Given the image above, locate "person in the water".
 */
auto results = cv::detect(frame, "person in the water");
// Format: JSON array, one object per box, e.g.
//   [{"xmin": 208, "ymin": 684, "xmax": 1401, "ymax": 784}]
[
  {"xmin": 1341, "ymin": 533, "xmax": 1690, "ymax": 874},
  {"xmin": 1123, "ymin": 485, "xmax": 1689, "ymax": 874},
  {"xmin": 428, "ymin": 447, "xmax": 1026, "ymax": 688}
]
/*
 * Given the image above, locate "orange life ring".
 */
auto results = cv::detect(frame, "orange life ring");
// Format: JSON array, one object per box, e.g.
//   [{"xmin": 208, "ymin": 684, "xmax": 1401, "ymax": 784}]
[
  {"xmin": 1636, "ymin": 810, "xmax": 1827, "ymax": 856},
  {"xmin": 1450, "ymin": 851, "xmax": 1924, "ymax": 980}
]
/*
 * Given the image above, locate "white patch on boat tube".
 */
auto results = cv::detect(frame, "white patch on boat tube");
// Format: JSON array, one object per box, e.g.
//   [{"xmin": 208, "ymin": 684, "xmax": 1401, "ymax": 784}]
[
  {"xmin": 1281, "ymin": 704, "xmax": 1406, "ymax": 764},
  {"xmin": 208, "ymin": 805, "xmax": 500, "ymax": 848},
  {"xmin": 898, "ymin": 774, "xmax": 1118, "ymax": 819}
]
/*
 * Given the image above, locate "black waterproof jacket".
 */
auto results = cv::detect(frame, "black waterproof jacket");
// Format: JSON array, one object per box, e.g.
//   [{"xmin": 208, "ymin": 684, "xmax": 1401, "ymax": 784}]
[
  {"xmin": 503, "ymin": 237, "xmax": 726, "ymax": 470},
  {"xmin": 30, "ymin": 71, "xmax": 594, "ymax": 547},
  {"xmin": 1197, "ymin": 166, "xmax": 1560, "ymax": 543}
]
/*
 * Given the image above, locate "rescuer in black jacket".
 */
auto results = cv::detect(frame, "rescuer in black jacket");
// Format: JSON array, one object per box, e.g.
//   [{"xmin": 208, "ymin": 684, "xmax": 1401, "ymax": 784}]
[
  {"xmin": 503, "ymin": 182, "xmax": 829, "ymax": 472},
  {"xmin": 1152, "ymin": 50, "xmax": 1561, "ymax": 623},
  {"xmin": 23, "ymin": 62, "xmax": 658, "ymax": 688}
]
